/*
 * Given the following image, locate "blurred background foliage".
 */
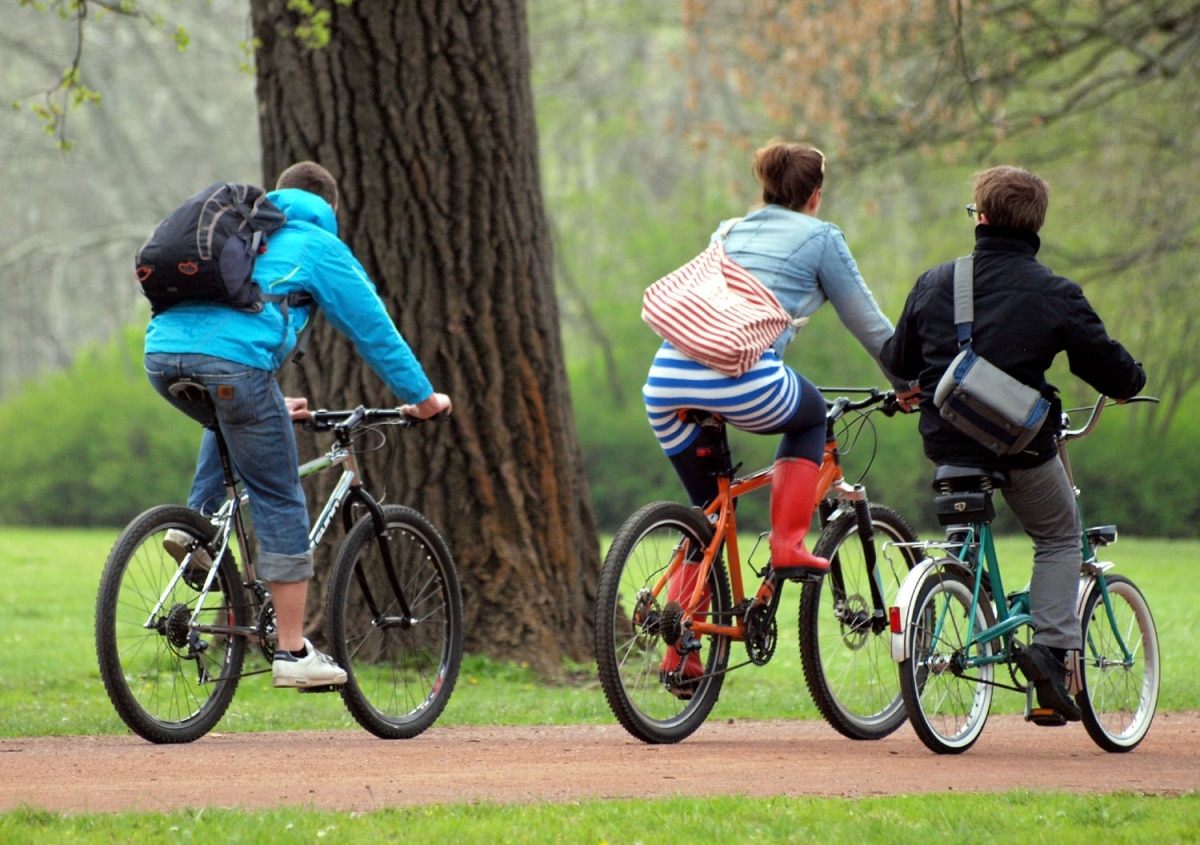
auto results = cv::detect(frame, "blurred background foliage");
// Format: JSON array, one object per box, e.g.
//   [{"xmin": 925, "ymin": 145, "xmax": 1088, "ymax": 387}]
[{"xmin": 1, "ymin": 0, "xmax": 1197, "ymax": 536}]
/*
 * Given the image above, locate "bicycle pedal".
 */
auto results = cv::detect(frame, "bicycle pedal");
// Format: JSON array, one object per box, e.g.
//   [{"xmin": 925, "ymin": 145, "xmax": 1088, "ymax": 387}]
[
  {"xmin": 1026, "ymin": 707, "xmax": 1068, "ymax": 727},
  {"xmin": 297, "ymin": 684, "xmax": 344, "ymax": 694},
  {"xmin": 783, "ymin": 570, "xmax": 826, "ymax": 584}
]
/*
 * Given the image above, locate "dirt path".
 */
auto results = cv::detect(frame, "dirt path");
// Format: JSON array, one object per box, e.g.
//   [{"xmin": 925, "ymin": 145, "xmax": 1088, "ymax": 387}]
[{"xmin": 2, "ymin": 713, "xmax": 1198, "ymax": 814}]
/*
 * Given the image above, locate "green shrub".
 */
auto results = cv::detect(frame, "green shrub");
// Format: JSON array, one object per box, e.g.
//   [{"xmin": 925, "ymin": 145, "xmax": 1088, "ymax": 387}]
[{"xmin": 0, "ymin": 328, "xmax": 199, "ymax": 527}]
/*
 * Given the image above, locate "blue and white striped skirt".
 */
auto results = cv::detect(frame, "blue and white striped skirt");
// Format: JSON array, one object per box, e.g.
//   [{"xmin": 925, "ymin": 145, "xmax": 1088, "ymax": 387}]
[{"xmin": 643, "ymin": 342, "xmax": 802, "ymax": 456}]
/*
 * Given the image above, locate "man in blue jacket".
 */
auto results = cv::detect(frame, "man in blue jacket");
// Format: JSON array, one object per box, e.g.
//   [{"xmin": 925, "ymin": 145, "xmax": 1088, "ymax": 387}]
[
  {"xmin": 145, "ymin": 161, "xmax": 451, "ymax": 688},
  {"xmin": 881, "ymin": 165, "xmax": 1144, "ymax": 722}
]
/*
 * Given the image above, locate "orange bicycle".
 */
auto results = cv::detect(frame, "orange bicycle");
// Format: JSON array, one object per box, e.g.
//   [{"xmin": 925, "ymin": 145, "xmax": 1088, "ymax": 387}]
[{"xmin": 595, "ymin": 387, "xmax": 924, "ymax": 743}]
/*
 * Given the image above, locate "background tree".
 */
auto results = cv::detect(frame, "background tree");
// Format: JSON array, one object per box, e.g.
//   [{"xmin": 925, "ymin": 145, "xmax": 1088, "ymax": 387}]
[
  {"xmin": 4, "ymin": 1, "xmax": 1199, "ymax": 618},
  {"xmin": 2, "ymin": 0, "xmax": 261, "ymax": 397},
  {"xmin": 4, "ymin": 0, "xmax": 600, "ymax": 671},
  {"xmin": 247, "ymin": 0, "xmax": 599, "ymax": 671},
  {"xmin": 678, "ymin": 0, "xmax": 1200, "ymax": 432}
]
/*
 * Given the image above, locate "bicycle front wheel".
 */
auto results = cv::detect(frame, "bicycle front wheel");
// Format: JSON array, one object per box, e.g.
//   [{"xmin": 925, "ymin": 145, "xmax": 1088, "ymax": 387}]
[
  {"xmin": 800, "ymin": 504, "xmax": 920, "ymax": 740},
  {"xmin": 898, "ymin": 565, "xmax": 995, "ymax": 754},
  {"xmin": 327, "ymin": 505, "xmax": 463, "ymax": 739},
  {"xmin": 1077, "ymin": 574, "xmax": 1159, "ymax": 752},
  {"xmin": 95, "ymin": 505, "xmax": 247, "ymax": 743},
  {"xmin": 594, "ymin": 501, "xmax": 732, "ymax": 744}
]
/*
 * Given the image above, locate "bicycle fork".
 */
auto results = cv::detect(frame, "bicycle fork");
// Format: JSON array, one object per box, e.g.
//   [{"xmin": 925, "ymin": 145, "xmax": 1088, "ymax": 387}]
[
  {"xmin": 822, "ymin": 482, "xmax": 890, "ymax": 636},
  {"xmin": 350, "ymin": 490, "xmax": 418, "ymax": 630}
]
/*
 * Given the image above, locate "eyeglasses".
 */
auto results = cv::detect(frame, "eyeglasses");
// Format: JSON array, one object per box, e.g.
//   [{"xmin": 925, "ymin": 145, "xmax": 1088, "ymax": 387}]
[{"xmin": 966, "ymin": 204, "xmax": 978, "ymax": 220}]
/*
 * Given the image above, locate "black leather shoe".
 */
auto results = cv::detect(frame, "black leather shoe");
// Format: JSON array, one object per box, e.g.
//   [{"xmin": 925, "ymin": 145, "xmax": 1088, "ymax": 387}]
[{"xmin": 1015, "ymin": 643, "xmax": 1081, "ymax": 722}]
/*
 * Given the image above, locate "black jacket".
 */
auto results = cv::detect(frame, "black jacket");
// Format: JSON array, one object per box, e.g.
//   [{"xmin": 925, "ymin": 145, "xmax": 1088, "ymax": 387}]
[{"xmin": 880, "ymin": 225, "xmax": 1146, "ymax": 469}]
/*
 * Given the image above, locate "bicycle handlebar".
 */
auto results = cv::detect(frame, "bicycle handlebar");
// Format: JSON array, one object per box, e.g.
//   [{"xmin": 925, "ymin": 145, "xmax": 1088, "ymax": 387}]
[
  {"xmin": 1061, "ymin": 394, "xmax": 1158, "ymax": 442},
  {"xmin": 301, "ymin": 406, "xmax": 449, "ymax": 434},
  {"xmin": 817, "ymin": 387, "xmax": 899, "ymax": 421}
]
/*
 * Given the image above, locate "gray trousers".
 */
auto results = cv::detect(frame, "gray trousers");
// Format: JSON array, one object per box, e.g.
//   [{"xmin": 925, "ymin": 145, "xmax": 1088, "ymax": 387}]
[{"xmin": 1000, "ymin": 456, "xmax": 1082, "ymax": 650}]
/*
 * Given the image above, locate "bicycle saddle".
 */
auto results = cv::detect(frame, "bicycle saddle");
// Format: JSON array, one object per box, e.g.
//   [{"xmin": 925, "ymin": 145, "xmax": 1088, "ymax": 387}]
[
  {"xmin": 932, "ymin": 466, "xmax": 1009, "ymax": 526},
  {"xmin": 677, "ymin": 409, "xmax": 725, "ymax": 429},
  {"xmin": 932, "ymin": 465, "xmax": 1010, "ymax": 493},
  {"xmin": 166, "ymin": 378, "xmax": 210, "ymax": 404}
]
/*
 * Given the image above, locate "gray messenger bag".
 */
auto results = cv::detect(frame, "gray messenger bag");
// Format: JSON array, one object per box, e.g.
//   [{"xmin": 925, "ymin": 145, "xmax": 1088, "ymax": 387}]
[{"xmin": 933, "ymin": 256, "xmax": 1051, "ymax": 456}]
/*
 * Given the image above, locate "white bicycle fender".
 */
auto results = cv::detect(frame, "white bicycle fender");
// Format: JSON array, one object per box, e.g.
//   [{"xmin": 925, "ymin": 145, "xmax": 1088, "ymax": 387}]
[
  {"xmin": 1068, "ymin": 563, "xmax": 1111, "ymax": 696},
  {"xmin": 889, "ymin": 557, "xmax": 942, "ymax": 663},
  {"xmin": 1074, "ymin": 562, "xmax": 1111, "ymax": 618},
  {"xmin": 890, "ymin": 557, "xmax": 979, "ymax": 663}
]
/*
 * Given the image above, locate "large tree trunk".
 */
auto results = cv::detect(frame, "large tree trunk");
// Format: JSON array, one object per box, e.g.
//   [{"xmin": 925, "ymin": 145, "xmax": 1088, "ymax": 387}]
[{"xmin": 250, "ymin": 0, "xmax": 599, "ymax": 673}]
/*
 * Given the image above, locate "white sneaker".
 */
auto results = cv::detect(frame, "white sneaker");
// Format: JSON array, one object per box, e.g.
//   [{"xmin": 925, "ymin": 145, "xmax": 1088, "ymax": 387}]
[
  {"xmin": 164, "ymin": 528, "xmax": 213, "ymax": 571},
  {"xmin": 272, "ymin": 639, "xmax": 348, "ymax": 688}
]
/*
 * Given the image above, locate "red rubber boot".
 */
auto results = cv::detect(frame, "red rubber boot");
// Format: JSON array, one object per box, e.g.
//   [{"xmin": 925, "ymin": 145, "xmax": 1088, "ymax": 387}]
[{"xmin": 769, "ymin": 457, "xmax": 830, "ymax": 581}]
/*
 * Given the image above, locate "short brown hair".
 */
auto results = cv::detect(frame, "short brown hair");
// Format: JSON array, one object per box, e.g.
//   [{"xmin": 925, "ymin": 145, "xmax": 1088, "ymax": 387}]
[
  {"xmin": 973, "ymin": 166, "xmax": 1048, "ymax": 233},
  {"xmin": 752, "ymin": 142, "xmax": 825, "ymax": 212},
  {"xmin": 275, "ymin": 161, "xmax": 339, "ymax": 210}
]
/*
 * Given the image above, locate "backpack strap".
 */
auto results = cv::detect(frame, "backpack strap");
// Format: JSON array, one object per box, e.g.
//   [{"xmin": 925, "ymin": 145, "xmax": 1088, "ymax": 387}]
[
  {"xmin": 262, "ymin": 291, "xmax": 317, "ymax": 365},
  {"xmin": 952, "ymin": 255, "xmax": 974, "ymax": 350}
]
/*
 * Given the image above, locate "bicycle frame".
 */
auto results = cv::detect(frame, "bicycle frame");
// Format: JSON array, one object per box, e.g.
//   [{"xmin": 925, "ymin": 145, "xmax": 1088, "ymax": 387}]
[
  {"xmin": 656, "ymin": 392, "xmax": 888, "ymax": 643},
  {"xmin": 905, "ymin": 522, "xmax": 1034, "ymax": 682},
  {"xmin": 158, "ymin": 408, "xmax": 417, "ymax": 643}
]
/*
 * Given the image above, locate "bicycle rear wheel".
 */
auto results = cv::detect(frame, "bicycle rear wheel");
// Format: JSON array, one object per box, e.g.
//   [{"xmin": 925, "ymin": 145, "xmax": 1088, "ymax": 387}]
[
  {"xmin": 327, "ymin": 505, "xmax": 463, "ymax": 739},
  {"xmin": 95, "ymin": 505, "xmax": 247, "ymax": 743},
  {"xmin": 1077, "ymin": 574, "xmax": 1159, "ymax": 752},
  {"xmin": 594, "ymin": 501, "xmax": 732, "ymax": 744},
  {"xmin": 898, "ymin": 565, "xmax": 995, "ymax": 754},
  {"xmin": 799, "ymin": 504, "xmax": 920, "ymax": 740}
]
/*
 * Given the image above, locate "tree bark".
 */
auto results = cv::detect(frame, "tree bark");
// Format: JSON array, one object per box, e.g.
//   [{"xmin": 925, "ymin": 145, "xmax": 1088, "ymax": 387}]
[{"xmin": 250, "ymin": 0, "xmax": 599, "ymax": 673}]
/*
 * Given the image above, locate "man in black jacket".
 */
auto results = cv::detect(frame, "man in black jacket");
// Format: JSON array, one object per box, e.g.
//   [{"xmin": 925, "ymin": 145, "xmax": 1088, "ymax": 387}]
[{"xmin": 881, "ymin": 165, "xmax": 1145, "ymax": 723}]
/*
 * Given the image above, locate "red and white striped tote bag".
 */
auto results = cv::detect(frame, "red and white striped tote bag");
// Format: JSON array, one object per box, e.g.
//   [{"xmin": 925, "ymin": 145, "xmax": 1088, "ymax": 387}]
[{"xmin": 642, "ymin": 241, "xmax": 792, "ymax": 378}]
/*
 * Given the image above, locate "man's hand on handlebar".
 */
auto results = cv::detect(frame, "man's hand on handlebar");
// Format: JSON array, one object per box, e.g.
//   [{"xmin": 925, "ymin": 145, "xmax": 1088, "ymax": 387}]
[
  {"xmin": 285, "ymin": 396, "xmax": 311, "ymax": 421},
  {"xmin": 895, "ymin": 384, "xmax": 921, "ymax": 414},
  {"xmin": 399, "ymin": 392, "xmax": 453, "ymax": 420}
]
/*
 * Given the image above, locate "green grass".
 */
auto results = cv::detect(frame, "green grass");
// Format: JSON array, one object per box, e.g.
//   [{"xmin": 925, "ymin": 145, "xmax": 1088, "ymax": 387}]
[
  {"xmin": 0, "ymin": 527, "xmax": 610, "ymax": 738},
  {"xmin": 3, "ymin": 792, "xmax": 1200, "ymax": 844},
  {"xmin": 1, "ymin": 527, "xmax": 1196, "ymax": 839},
  {"xmin": 0, "ymin": 528, "xmax": 1195, "ymax": 737}
]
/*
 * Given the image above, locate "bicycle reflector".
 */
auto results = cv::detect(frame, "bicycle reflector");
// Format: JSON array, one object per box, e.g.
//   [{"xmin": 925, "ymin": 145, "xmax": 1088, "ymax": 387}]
[{"xmin": 888, "ymin": 606, "xmax": 903, "ymax": 634}]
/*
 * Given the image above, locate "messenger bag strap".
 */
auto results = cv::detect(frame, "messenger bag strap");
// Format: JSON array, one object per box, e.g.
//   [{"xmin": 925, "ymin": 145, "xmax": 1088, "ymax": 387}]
[{"xmin": 952, "ymin": 255, "xmax": 974, "ymax": 349}]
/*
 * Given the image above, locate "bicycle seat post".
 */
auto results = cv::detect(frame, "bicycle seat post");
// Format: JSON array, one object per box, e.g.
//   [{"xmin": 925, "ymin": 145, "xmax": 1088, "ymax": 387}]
[{"xmin": 166, "ymin": 379, "xmax": 239, "ymax": 493}]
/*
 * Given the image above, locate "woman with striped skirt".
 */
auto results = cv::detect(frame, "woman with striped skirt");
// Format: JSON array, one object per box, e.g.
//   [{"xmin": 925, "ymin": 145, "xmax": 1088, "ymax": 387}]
[{"xmin": 645, "ymin": 141, "xmax": 911, "ymax": 695}]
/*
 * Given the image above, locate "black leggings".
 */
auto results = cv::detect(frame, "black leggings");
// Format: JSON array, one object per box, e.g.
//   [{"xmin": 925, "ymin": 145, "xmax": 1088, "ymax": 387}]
[
  {"xmin": 768, "ymin": 374, "xmax": 828, "ymax": 464},
  {"xmin": 668, "ymin": 380, "xmax": 827, "ymax": 508}
]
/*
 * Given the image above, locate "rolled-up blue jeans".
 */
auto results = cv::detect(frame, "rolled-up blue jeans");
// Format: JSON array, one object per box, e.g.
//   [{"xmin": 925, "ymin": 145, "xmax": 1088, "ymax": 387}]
[{"xmin": 144, "ymin": 353, "xmax": 313, "ymax": 583}]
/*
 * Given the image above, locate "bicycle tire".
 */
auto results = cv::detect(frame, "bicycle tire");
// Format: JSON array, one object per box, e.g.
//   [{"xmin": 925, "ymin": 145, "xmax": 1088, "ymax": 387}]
[
  {"xmin": 1077, "ymin": 574, "xmax": 1159, "ymax": 752},
  {"xmin": 327, "ymin": 505, "xmax": 463, "ymax": 739},
  {"xmin": 95, "ymin": 505, "xmax": 247, "ymax": 743},
  {"xmin": 594, "ymin": 501, "xmax": 732, "ymax": 744},
  {"xmin": 898, "ymin": 564, "xmax": 996, "ymax": 754},
  {"xmin": 799, "ymin": 504, "xmax": 921, "ymax": 740}
]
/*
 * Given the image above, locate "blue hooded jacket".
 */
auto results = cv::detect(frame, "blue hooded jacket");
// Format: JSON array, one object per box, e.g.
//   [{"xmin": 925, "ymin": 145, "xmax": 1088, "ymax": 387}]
[{"xmin": 144, "ymin": 188, "xmax": 434, "ymax": 404}]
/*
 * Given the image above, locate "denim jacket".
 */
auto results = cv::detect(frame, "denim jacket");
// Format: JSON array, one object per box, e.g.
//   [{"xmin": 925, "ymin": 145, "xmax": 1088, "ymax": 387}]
[{"xmin": 718, "ymin": 205, "xmax": 902, "ymax": 388}]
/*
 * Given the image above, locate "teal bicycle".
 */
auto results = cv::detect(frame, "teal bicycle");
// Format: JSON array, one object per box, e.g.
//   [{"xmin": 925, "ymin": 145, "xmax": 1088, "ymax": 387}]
[{"xmin": 889, "ymin": 395, "xmax": 1160, "ymax": 754}]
